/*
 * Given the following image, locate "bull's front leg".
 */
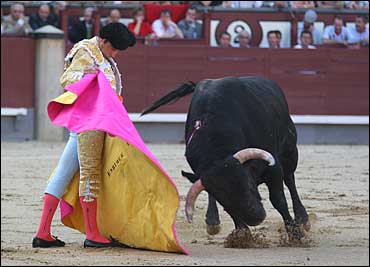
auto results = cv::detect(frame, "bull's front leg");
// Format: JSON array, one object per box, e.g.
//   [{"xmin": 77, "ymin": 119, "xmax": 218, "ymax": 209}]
[
  {"xmin": 266, "ymin": 176, "xmax": 305, "ymax": 241},
  {"xmin": 284, "ymin": 173, "xmax": 310, "ymax": 231},
  {"xmin": 281, "ymin": 147, "xmax": 310, "ymax": 232},
  {"xmin": 206, "ymin": 194, "xmax": 221, "ymax": 235}
]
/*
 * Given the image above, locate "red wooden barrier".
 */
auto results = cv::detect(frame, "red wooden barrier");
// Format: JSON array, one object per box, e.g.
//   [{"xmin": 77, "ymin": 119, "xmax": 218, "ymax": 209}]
[
  {"xmin": 118, "ymin": 44, "xmax": 369, "ymax": 115},
  {"xmin": 1, "ymin": 37, "xmax": 35, "ymax": 108}
]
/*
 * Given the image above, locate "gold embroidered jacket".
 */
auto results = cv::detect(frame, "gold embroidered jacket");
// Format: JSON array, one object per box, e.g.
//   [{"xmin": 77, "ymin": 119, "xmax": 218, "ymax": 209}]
[{"xmin": 60, "ymin": 36, "xmax": 123, "ymax": 95}]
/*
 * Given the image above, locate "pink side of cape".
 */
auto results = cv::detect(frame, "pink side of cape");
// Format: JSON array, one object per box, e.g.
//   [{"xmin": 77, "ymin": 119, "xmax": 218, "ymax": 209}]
[{"xmin": 48, "ymin": 71, "xmax": 188, "ymax": 254}]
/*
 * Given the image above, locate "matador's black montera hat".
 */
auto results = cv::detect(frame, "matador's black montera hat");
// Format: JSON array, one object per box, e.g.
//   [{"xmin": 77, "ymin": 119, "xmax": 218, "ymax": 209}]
[{"xmin": 99, "ymin": 22, "xmax": 136, "ymax": 50}]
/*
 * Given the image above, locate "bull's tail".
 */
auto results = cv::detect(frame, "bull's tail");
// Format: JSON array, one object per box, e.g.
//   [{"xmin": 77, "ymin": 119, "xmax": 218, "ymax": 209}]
[{"xmin": 141, "ymin": 82, "xmax": 196, "ymax": 116}]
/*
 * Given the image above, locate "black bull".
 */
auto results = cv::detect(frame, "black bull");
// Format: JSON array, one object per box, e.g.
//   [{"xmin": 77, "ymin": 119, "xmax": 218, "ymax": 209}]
[{"xmin": 142, "ymin": 76, "xmax": 310, "ymax": 240}]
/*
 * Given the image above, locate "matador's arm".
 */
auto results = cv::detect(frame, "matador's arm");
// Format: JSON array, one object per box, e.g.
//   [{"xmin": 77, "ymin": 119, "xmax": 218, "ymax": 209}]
[{"xmin": 60, "ymin": 48, "xmax": 95, "ymax": 89}]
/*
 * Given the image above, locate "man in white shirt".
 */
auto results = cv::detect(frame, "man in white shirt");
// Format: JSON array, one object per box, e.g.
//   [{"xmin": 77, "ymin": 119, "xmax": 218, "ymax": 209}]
[
  {"xmin": 294, "ymin": 30, "xmax": 317, "ymax": 49},
  {"xmin": 323, "ymin": 16, "xmax": 350, "ymax": 45},
  {"xmin": 152, "ymin": 9, "xmax": 184, "ymax": 39},
  {"xmin": 348, "ymin": 15, "xmax": 369, "ymax": 47}
]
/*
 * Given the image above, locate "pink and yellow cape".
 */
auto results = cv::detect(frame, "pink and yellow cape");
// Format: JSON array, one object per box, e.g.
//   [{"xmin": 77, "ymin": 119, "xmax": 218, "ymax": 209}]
[{"xmin": 47, "ymin": 71, "xmax": 188, "ymax": 254}]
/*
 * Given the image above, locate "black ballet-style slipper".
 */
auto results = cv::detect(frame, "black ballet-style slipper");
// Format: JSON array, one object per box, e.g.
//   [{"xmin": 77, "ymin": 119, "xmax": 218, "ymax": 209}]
[
  {"xmin": 83, "ymin": 239, "xmax": 113, "ymax": 248},
  {"xmin": 32, "ymin": 236, "xmax": 65, "ymax": 248},
  {"xmin": 109, "ymin": 236, "xmax": 130, "ymax": 248},
  {"xmin": 84, "ymin": 236, "xmax": 129, "ymax": 248}
]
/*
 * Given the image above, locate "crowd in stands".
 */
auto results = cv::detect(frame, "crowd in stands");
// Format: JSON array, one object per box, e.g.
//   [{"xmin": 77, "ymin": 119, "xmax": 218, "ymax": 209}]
[
  {"xmin": 5, "ymin": 1, "xmax": 369, "ymax": 9},
  {"xmin": 2, "ymin": 1, "xmax": 369, "ymax": 9},
  {"xmin": 1, "ymin": 1, "xmax": 369, "ymax": 49}
]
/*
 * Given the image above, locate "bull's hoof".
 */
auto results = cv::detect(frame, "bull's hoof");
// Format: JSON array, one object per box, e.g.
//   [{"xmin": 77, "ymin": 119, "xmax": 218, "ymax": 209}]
[
  {"xmin": 295, "ymin": 209, "xmax": 311, "ymax": 231},
  {"xmin": 301, "ymin": 221, "xmax": 311, "ymax": 232},
  {"xmin": 206, "ymin": 224, "xmax": 221, "ymax": 235},
  {"xmin": 284, "ymin": 220, "xmax": 307, "ymax": 241},
  {"xmin": 286, "ymin": 224, "xmax": 305, "ymax": 241},
  {"xmin": 289, "ymin": 228, "xmax": 304, "ymax": 241},
  {"xmin": 296, "ymin": 216, "xmax": 311, "ymax": 232}
]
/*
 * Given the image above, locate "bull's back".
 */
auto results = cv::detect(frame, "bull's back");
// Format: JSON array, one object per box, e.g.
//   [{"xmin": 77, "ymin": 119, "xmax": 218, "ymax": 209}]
[
  {"xmin": 189, "ymin": 76, "xmax": 289, "ymax": 123},
  {"xmin": 186, "ymin": 76, "xmax": 295, "ymax": 153},
  {"xmin": 212, "ymin": 76, "xmax": 284, "ymax": 105}
]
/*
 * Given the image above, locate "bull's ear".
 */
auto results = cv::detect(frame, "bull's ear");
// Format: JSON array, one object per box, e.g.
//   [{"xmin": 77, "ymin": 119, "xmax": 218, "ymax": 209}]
[{"xmin": 181, "ymin": 170, "xmax": 198, "ymax": 183}]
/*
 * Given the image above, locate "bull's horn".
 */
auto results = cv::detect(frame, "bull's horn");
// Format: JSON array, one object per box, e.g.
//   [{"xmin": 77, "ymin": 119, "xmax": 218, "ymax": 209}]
[
  {"xmin": 233, "ymin": 148, "xmax": 275, "ymax": 166},
  {"xmin": 185, "ymin": 179, "xmax": 205, "ymax": 223}
]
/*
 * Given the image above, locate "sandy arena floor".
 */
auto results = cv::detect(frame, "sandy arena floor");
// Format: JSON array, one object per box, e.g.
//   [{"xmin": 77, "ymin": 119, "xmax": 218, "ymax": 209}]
[{"xmin": 1, "ymin": 141, "xmax": 369, "ymax": 266}]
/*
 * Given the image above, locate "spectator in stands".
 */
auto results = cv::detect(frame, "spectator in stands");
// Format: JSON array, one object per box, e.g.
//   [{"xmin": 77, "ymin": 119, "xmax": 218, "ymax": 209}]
[
  {"xmin": 348, "ymin": 15, "xmax": 369, "ymax": 47},
  {"xmin": 260, "ymin": 30, "xmax": 281, "ymax": 48},
  {"xmin": 152, "ymin": 9, "xmax": 184, "ymax": 39},
  {"xmin": 261, "ymin": 1, "xmax": 287, "ymax": 8},
  {"xmin": 128, "ymin": 7, "xmax": 155, "ymax": 38},
  {"xmin": 221, "ymin": 1, "xmax": 233, "ymax": 7},
  {"xmin": 236, "ymin": 30, "xmax": 251, "ymax": 48},
  {"xmin": 221, "ymin": 1, "xmax": 263, "ymax": 8},
  {"xmin": 294, "ymin": 30, "xmax": 316, "ymax": 49},
  {"xmin": 1, "ymin": 3, "xmax": 32, "ymax": 36},
  {"xmin": 49, "ymin": 1, "xmax": 67, "ymax": 28},
  {"xmin": 195, "ymin": 1, "xmax": 223, "ymax": 7},
  {"xmin": 290, "ymin": 1, "xmax": 315, "ymax": 9},
  {"xmin": 298, "ymin": 9, "xmax": 322, "ymax": 45},
  {"xmin": 68, "ymin": 7, "xmax": 95, "ymax": 44},
  {"xmin": 316, "ymin": 1, "xmax": 344, "ymax": 9},
  {"xmin": 29, "ymin": 4, "xmax": 58, "ymax": 30},
  {"xmin": 101, "ymin": 9, "xmax": 121, "ymax": 27},
  {"xmin": 120, "ymin": 1, "xmax": 145, "ymax": 3},
  {"xmin": 219, "ymin": 31, "xmax": 231, "ymax": 47},
  {"xmin": 260, "ymin": 1, "xmax": 275, "ymax": 7},
  {"xmin": 275, "ymin": 30, "xmax": 282, "ymax": 45},
  {"xmin": 323, "ymin": 16, "xmax": 350, "ymax": 46},
  {"xmin": 345, "ymin": 1, "xmax": 369, "ymax": 9},
  {"xmin": 1, "ymin": 8, "xmax": 3, "ymax": 33},
  {"xmin": 177, "ymin": 6, "xmax": 202, "ymax": 39},
  {"xmin": 268, "ymin": 30, "xmax": 281, "ymax": 48},
  {"xmin": 128, "ymin": 6, "xmax": 158, "ymax": 45}
]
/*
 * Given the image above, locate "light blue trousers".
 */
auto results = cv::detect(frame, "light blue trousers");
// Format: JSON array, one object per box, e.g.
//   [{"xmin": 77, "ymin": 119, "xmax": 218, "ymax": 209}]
[{"xmin": 45, "ymin": 132, "xmax": 80, "ymax": 199}]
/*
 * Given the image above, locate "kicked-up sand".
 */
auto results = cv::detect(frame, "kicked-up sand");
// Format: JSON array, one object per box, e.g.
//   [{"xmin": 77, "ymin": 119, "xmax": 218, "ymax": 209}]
[{"xmin": 1, "ymin": 142, "xmax": 369, "ymax": 266}]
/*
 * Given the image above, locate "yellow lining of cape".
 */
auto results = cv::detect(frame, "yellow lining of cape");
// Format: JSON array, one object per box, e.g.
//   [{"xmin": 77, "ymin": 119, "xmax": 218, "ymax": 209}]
[
  {"xmin": 58, "ymin": 135, "xmax": 183, "ymax": 253},
  {"xmin": 47, "ymin": 92, "xmax": 185, "ymax": 253},
  {"xmin": 52, "ymin": 91, "xmax": 78, "ymax": 105}
]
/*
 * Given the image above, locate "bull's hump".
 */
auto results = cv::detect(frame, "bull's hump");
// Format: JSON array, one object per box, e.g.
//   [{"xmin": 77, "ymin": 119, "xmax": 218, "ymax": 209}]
[
  {"xmin": 198, "ymin": 77, "xmax": 238, "ymax": 91},
  {"xmin": 202, "ymin": 77, "xmax": 238, "ymax": 84},
  {"xmin": 200, "ymin": 76, "xmax": 262, "ymax": 88}
]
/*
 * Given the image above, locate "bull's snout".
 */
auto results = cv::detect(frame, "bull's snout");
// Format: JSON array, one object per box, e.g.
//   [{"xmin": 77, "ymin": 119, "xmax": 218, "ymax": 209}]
[
  {"xmin": 244, "ymin": 206, "xmax": 266, "ymax": 226},
  {"xmin": 234, "ymin": 202, "xmax": 266, "ymax": 227}
]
